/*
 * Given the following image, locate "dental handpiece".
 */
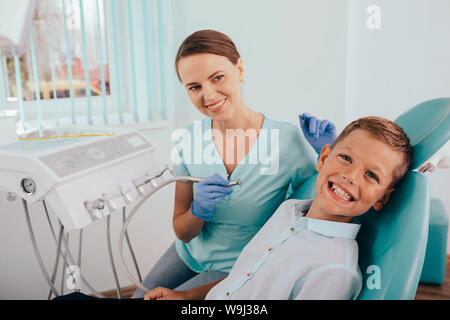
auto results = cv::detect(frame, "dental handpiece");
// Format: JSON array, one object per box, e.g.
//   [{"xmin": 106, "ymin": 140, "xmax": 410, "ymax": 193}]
[
  {"xmin": 227, "ymin": 179, "xmax": 241, "ymax": 187},
  {"xmin": 180, "ymin": 176, "xmax": 241, "ymax": 187}
]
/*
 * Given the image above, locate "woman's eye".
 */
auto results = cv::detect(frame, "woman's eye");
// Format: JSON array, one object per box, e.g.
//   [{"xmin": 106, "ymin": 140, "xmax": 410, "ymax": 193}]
[
  {"xmin": 339, "ymin": 154, "xmax": 352, "ymax": 163},
  {"xmin": 367, "ymin": 171, "xmax": 379, "ymax": 182},
  {"xmin": 189, "ymin": 85, "xmax": 201, "ymax": 91}
]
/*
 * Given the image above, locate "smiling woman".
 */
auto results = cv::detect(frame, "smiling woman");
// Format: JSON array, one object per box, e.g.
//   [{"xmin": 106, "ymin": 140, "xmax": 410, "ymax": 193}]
[
  {"xmin": 178, "ymin": 53, "xmax": 245, "ymax": 123},
  {"xmin": 176, "ymin": 31, "xmax": 248, "ymax": 130}
]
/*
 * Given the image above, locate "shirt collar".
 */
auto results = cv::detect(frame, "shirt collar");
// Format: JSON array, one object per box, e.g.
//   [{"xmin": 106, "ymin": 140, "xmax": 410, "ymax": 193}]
[{"xmin": 293, "ymin": 199, "xmax": 361, "ymax": 240}]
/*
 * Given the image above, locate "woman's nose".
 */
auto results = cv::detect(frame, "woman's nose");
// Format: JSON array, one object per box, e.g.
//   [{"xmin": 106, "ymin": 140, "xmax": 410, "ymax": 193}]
[{"xmin": 202, "ymin": 84, "xmax": 216, "ymax": 104}]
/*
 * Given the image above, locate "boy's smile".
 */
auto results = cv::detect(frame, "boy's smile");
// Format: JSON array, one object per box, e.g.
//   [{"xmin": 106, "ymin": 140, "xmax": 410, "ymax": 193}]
[
  {"xmin": 308, "ymin": 129, "xmax": 403, "ymax": 223},
  {"xmin": 327, "ymin": 180, "xmax": 356, "ymax": 204}
]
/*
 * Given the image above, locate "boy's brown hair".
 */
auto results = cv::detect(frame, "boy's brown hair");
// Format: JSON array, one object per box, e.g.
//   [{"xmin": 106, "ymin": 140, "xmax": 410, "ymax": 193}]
[{"xmin": 332, "ymin": 116, "xmax": 412, "ymax": 189}]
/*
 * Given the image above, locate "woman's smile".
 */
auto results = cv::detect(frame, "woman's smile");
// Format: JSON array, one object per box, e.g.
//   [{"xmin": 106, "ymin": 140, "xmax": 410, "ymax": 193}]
[{"xmin": 206, "ymin": 98, "xmax": 227, "ymax": 113}]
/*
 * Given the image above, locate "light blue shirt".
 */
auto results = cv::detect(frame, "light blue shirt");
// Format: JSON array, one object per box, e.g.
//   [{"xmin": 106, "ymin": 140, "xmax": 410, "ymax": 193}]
[
  {"xmin": 171, "ymin": 116, "xmax": 317, "ymax": 273},
  {"xmin": 206, "ymin": 199, "xmax": 362, "ymax": 300}
]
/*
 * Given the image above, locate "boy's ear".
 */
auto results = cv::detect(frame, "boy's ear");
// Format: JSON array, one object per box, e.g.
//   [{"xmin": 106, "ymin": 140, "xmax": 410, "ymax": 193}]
[
  {"xmin": 373, "ymin": 188, "xmax": 395, "ymax": 211},
  {"xmin": 316, "ymin": 144, "xmax": 332, "ymax": 172}
]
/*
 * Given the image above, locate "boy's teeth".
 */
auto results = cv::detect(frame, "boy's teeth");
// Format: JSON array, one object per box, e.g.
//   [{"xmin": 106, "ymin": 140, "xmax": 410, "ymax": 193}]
[{"xmin": 331, "ymin": 183, "xmax": 352, "ymax": 201}]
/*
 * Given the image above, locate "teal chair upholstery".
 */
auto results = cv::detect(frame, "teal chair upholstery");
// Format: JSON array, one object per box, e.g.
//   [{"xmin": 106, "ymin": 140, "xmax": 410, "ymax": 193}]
[
  {"xmin": 395, "ymin": 97, "xmax": 450, "ymax": 171},
  {"xmin": 356, "ymin": 172, "xmax": 430, "ymax": 299},
  {"xmin": 289, "ymin": 172, "xmax": 430, "ymax": 299}
]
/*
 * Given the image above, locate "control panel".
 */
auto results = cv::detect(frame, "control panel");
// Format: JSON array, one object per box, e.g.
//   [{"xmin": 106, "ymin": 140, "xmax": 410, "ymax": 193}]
[{"xmin": 39, "ymin": 133, "xmax": 153, "ymax": 178}]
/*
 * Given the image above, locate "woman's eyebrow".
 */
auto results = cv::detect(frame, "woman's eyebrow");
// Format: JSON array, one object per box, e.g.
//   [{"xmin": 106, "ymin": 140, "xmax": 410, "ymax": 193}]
[
  {"xmin": 208, "ymin": 70, "xmax": 224, "ymax": 79},
  {"xmin": 185, "ymin": 81, "xmax": 198, "ymax": 87},
  {"xmin": 185, "ymin": 70, "xmax": 224, "ymax": 87}
]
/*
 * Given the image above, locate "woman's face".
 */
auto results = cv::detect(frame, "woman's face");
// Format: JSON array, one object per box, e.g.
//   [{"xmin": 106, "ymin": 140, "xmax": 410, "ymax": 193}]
[{"xmin": 177, "ymin": 53, "xmax": 244, "ymax": 120}]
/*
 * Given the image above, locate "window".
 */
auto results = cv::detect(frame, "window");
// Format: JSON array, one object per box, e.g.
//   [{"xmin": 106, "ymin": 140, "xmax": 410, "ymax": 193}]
[{"xmin": 0, "ymin": 0, "xmax": 174, "ymax": 133}]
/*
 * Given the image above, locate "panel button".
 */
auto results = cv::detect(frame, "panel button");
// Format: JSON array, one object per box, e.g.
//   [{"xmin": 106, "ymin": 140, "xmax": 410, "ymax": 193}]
[{"xmin": 88, "ymin": 147, "xmax": 106, "ymax": 160}]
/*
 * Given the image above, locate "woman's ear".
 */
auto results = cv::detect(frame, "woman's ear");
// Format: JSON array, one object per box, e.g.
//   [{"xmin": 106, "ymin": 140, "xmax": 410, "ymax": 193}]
[
  {"xmin": 373, "ymin": 188, "xmax": 394, "ymax": 211},
  {"xmin": 237, "ymin": 57, "xmax": 244, "ymax": 83},
  {"xmin": 316, "ymin": 144, "xmax": 332, "ymax": 172}
]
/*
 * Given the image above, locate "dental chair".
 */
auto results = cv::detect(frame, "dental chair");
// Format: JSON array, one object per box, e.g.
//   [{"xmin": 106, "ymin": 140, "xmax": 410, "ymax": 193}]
[{"xmin": 290, "ymin": 97, "xmax": 450, "ymax": 300}]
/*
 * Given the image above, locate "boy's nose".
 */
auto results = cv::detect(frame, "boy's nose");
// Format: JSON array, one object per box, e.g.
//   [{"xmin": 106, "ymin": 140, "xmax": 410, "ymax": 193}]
[{"xmin": 342, "ymin": 168, "xmax": 358, "ymax": 184}]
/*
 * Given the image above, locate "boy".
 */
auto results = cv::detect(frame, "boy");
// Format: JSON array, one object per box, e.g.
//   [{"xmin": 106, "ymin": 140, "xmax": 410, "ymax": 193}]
[{"xmin": 144, "ymin": 116, "xmax": 412, "ymax": 300}]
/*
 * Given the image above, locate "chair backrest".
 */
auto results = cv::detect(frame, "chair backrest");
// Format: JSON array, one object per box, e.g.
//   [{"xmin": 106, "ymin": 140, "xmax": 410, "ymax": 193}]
[
  {"xmin": 356, "ymin": 171, "xmax": 429, "ymax": 299},
  {"xmin": 289, "ymin": 171, "xmax": 430, "ymax": 300}
]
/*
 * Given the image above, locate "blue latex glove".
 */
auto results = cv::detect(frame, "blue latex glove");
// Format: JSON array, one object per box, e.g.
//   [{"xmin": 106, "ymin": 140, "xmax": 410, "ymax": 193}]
[
  {"xmin": 191, "ymin": 173, "xmax": 233, "ymax": 222},
  {"xmin": 299, "ymin": 113, "xmax": 337, "ymax": 155}
]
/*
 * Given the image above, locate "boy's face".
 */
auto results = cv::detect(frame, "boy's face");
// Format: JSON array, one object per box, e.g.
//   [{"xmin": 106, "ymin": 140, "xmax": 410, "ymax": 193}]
[{"xmin": 314, "ymin": 129, "xmax": 403, "ymax": 222}]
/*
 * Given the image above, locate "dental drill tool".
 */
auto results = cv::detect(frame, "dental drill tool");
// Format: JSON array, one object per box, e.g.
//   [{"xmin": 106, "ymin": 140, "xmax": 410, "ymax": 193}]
[
  {"xmin": 227, "ymin": 179, "xmax": 241, "ymax": 187},
  {"xmin": 178, "ymin": 176, "xmax": 242, "ymax": 187}
]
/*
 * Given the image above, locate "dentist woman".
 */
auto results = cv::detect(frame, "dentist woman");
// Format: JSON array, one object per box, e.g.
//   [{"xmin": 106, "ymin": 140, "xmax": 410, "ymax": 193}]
[{"xmin": 132, "ymin": 30, "xmax": 336, "ymax": 298}]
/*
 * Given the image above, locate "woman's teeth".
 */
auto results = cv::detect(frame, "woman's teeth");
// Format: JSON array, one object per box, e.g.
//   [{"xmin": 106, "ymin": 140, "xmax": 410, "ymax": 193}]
[
  {"xmin": 208, "ymin": 99, "xmax": 226, "ymax": 110},
  {"xmin": 329, "ymin": 182, "xmax": 354, "ymax": 201}
]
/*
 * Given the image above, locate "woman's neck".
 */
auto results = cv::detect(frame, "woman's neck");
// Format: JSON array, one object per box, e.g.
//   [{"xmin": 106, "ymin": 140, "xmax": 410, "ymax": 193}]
[{"xmin": 213, "ymin": 104, "xmax": 254, "ymax": 132}]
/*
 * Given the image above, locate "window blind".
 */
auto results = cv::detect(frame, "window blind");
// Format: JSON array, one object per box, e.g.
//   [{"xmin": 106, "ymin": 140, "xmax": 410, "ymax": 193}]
[{"xmin": 0, "ymin": 0, "xmax": 174, "ymax": 136}]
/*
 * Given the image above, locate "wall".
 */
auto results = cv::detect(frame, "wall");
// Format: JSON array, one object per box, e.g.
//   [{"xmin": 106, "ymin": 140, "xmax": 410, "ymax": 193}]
[{"xmin": 172, "ymin": 0, "xmax": 349, "ymax": 130}]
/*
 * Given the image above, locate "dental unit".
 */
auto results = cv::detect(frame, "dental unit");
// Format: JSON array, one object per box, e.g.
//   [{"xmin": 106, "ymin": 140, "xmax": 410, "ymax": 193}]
[{"xmin": 0, "ymin": 127, "xmax": 241, "ymax": 297}]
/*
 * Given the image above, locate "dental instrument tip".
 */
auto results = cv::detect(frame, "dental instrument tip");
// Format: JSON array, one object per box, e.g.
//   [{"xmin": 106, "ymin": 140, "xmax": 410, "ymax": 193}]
[{"xmin": 227, "ymin": 179, "xmax": 241, "ymax": 187}]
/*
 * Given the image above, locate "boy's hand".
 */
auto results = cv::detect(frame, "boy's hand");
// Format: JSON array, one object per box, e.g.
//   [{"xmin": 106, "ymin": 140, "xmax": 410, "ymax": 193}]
[
  {"xmin": 299, "ymin": 113, "xmax": 337, "ymax": 154},
  {"xmin": 144, "ymin": 287, "xmax": 189, "ymax": 300}
]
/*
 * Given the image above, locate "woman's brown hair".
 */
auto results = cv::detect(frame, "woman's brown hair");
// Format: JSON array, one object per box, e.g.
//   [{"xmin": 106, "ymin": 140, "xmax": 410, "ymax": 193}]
[{"xmin": 175, "ymin": 30, "xmax": 241, "ymax": 81}]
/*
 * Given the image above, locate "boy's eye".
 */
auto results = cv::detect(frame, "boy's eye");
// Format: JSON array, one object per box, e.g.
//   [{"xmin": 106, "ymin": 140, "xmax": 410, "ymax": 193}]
[
  {"xmin": 339, "ymin": 154, "xmax": 352, "ymax": 163},
  {"xmin": 366, "ymin": 171, "xmax": 379, "ymax": 182},
  {"xmin": 213, "ymin": 74, "xmax": 224, "ymax": 81}
]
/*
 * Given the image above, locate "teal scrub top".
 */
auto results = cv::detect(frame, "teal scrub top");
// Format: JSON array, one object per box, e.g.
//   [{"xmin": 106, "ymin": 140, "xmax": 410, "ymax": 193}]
[{"xmin": 171, "ymin": 115, "xmax": 317, "ymax": 273}]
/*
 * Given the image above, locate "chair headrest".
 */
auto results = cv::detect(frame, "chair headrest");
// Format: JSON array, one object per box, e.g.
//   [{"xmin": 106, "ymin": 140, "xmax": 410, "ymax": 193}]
[{"xmin": 395, "ymin": 97, "xmax": 450, "ymax": 170}]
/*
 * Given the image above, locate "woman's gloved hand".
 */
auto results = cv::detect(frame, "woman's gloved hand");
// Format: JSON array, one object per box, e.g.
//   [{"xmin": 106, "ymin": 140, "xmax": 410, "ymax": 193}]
[
  {"xmin": 299, "ymin": 113, "xmax": 337, "ymax": 155},
  {"xmin": 191, "ymin": 173, "xmax": 233, "ymax": 222}
]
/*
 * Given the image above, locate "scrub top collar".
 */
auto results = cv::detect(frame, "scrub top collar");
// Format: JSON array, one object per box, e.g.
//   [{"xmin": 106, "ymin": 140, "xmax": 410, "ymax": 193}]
[
  {"xmin": 203, "ymin": 115, "xmax": 268, "ymax": 181},
  {"xmin": 293, "ymin": 199, "xmax": 361, "ymax": 240},
  {"xmin": 204, "ymin": 114, "xmax": 268, "ymax": 142}
]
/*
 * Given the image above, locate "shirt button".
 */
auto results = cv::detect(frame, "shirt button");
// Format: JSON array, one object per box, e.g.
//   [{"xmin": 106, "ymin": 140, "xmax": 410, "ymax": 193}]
[
  {"xmin": 268, "ymin": 247, "xmax": 273, "ymax": 252},
  {"xmin": 226, "ymin": 292, "xmax": 230, "ymax": 296},
  {"xmin": 290, "ymin": 227, "xmax": 295, "ymax": 232},
  {"xmin": 247, "ymin": 272, "xmax": 252, "ymax": 277}
]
